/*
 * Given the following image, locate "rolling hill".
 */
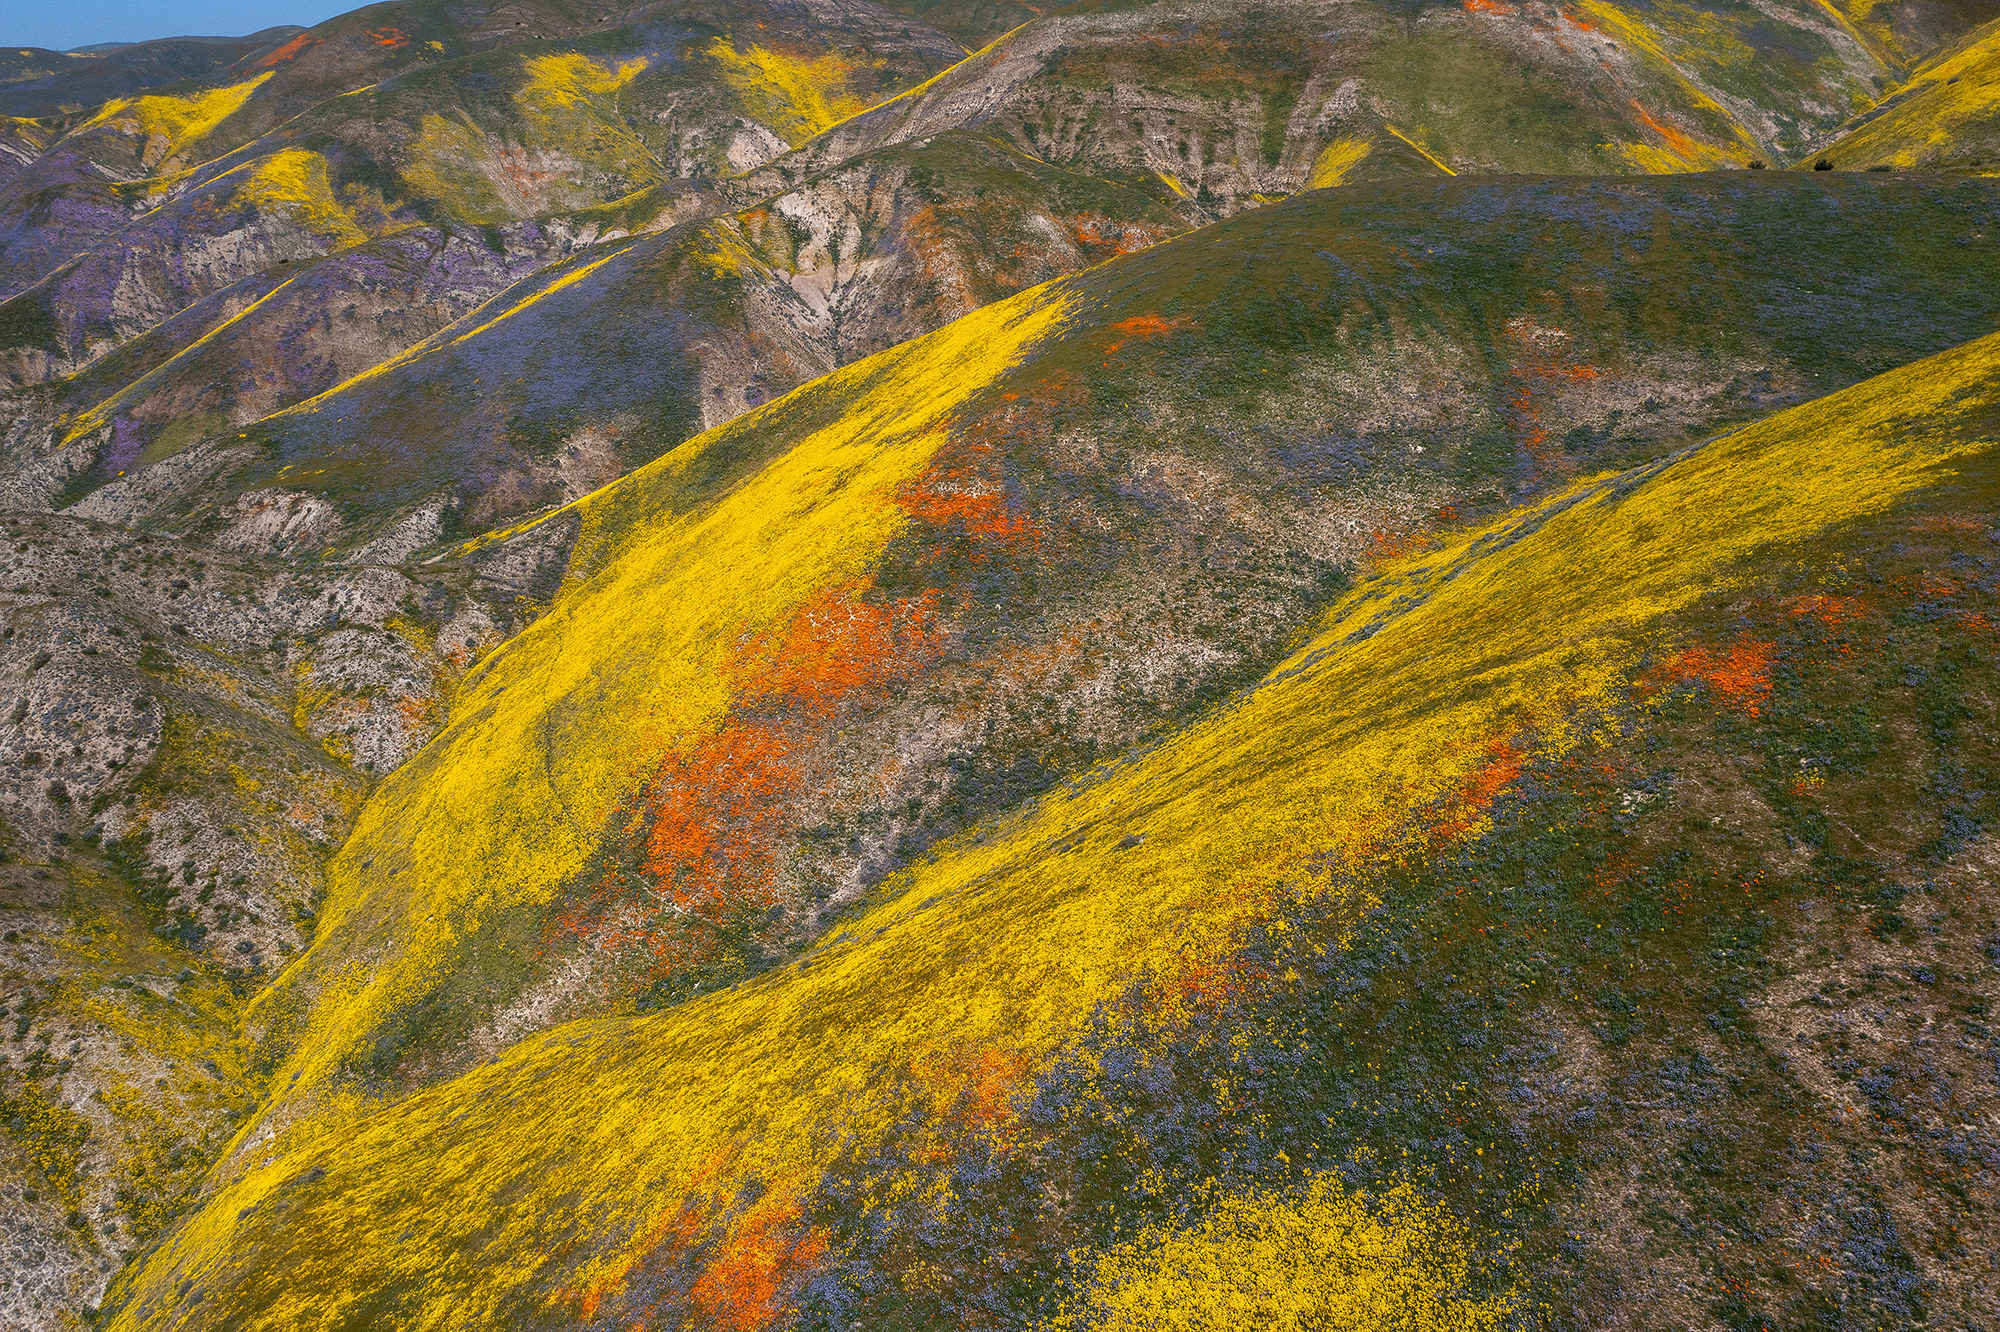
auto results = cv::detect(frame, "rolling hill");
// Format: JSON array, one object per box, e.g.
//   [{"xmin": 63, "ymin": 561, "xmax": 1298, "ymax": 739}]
[
  {"xmin": 90, "ymin": 296, "xmax": 2000, "ymax": 1332},
  {"xmin": 2, "ymin": 0, "xmax": 2000, "ymax": 1328}
]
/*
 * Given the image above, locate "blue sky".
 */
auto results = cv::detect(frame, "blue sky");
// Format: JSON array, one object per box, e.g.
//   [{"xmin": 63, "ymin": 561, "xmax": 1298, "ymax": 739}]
[{"xmin": 4, "ymin": 1, "xmax": 352, "ymax": 52}]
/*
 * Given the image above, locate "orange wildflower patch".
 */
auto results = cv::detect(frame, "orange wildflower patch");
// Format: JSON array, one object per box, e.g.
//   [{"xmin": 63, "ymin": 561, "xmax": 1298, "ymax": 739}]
[
  {"xmin": 1463, "ymin": 0, "xmax": 1515, "ymax": 12},
  {"xmin": 567, "ymin": 584, "xmax": 946, "ymax": 974},
  {"xmin": 1502, "ymin": 317, "xmax": 1598, "ymax": 480},
  {"xmin": 1426, "ymin": 737, "xmax": 1525, "ymax": 843},
  {"xmin": 282, "ymin": 800, "xmax": 325, "ymax": 827},
  {"xmin": 571, "ymin": 1192, "xmax": 713, "ymax": 1321},
  {"xmin": 730, "ymin": 587, "xmax": 945, "ymax": 710},
  {"xmin": 688, "ymin": 1196, "xmax": 829, "ymax": 1332},
  {"xmin": 1781, "ymin": 593, "xmax": 1866, "ymax": 626},
  {"xmin": 258, "ymin": 32, "xmax": 312, "ymax": 66},
  {"xmin": 1364, "ymin": 523, "xmax": 1434, "ymax": 567},
  {"xmin": 1111, "ymin": 313, "xmax": 1193, "ymax": 338},
  {"xmin": 1911, "ymin": 516, "xmax": 1983, "ymax": 535},
  {"xmin": 492, "ymin": 142, "xmax": 564, "ymax": 205},
  {"xmin": 1102, "ymin": 312, "xmax": 1195, "ymax": 354},
  {"xmin": 905, "ymin": 204, "xmax": 982, "ymax": 314},
  {"xmin": 899, "ymin": 465, "xmax": 1036, "ymax": 555},
  {"xmin": 556, "ymin": 1136, "xmax": 744, "ymax": 1312},
  {"xmin": 895, "ymin": 420, "xmax": 1043, "ymax": 563},
  {"xmin": 395, "ymin": 692, "xmax": 440, "ymax": 738},
  {"xmin": 1360, "ymin": 505, "xmax": 1466, "ymax": 570},
  {"xmin": 1168, "ymin": 950, "xmax": 1261, "ymax": 1016},
  {"xmin": 955, "ymin": 1048, "xmax": 1030, "ymax": 1135},
  {"xmin": 1631, "ymin": 101, "xmax": 1701, "ymax": 159},
  {"xmin": 1069, "ymin": 213, "xmax": 1170, "ymax": 255},
  {"xmin": 367, "ymin": 26, "xmax": 410, "ymax": 48},
  {"xmin": 558, "ymin": 1148, "xmax": 826, "ymax": 1329},
  {"xmin": 637, "ymin": 588, "xmax": 942, "ymax": 921},
  {"xmin": 909, "ymin": 1044, "xmax": 1033, "ymax": 1154},
  {"xmin": 1663, "ymin": 640, "xmax": 1776, "ymax": 717},
  {"xmin": 642, "ymin": 721, "xmax": 801, "ymax": 913}
]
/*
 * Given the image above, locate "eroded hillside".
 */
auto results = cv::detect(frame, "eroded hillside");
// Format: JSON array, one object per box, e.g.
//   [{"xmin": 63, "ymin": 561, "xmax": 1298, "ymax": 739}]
[
  {"xmin": 2, "ymin": 0, "xmax": 2000, "ymax": 1327},
  {"xmin": 1812, "ymin": 16, "xmax": 2000, "ymax": 170}
]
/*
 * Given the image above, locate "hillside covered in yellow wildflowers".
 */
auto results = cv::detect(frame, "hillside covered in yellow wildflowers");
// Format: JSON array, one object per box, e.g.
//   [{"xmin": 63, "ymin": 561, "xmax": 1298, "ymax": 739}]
[{"xmin": 2, "ymin": 0, "xmax": 1999, "ymax": 1329}]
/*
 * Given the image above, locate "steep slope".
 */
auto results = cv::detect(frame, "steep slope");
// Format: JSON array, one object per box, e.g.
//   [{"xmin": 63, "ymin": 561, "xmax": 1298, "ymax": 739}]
[
  {"xmin": 0, "ymin": 505, "xmax": 559, "ymax": 1325},
  {"xmin": 873, "ymin": 0, "xmax": 1038, "ymax": 45},
  {"xmin": 42, "ymin": 128, "xmax": 1179, "ymax": 554},
  {"xmin": 244, "ymin": 0, "xmax": 963, "ymax": 229},
  {"xmin": 0, "ymin": 117, "xmax": 53, "ymax": 189},
  {"xmin": 1828, "ymin": 0, "xmax": 2000, "ymax": 62},
  {"xmin": 0, "ymin": 0, "xmax": 965, "ymax": 343},
  {"xmin": 773, "ymin": 0, "xmax": 1961, "ymax": 213},
  {"xmin": 4, "ymin": 4, "xmax": 2000, "ymax": 1328},
  {"xmin": 7, "ymin": 0, "xmax": 1992, "ymax": 410},
  {"xmin": 67, "ymin": 170, "xmax": 2000, "ymax": 562},
  {"xmin": 0, "ymin": 147, "xmax": 410, "ymax": 387},
  {"xmin": 0, "ymin": 68, "xmax": 305, "ymax": 303},
  {"xmin": 108, "ymin": 170, "xmax": 2000, "ymax": 1230},
  {"xmin": 0, "ymin": 218, "xmax": 590, "ymax": 512},
  {"xmin": 1810, "ymin": 16, "xmax": 2000, "ymax": 170},
  {"xmin": 8, "ymin": 177, "xmax": 1982, "ymax": 1189},
  {"xmin": 6, "ymin": 0, "xmax": 1996, "ymax": 570},
  {"xmin": 95, "ymin": 313, "xmax": 2000, "ymax": 1331}
]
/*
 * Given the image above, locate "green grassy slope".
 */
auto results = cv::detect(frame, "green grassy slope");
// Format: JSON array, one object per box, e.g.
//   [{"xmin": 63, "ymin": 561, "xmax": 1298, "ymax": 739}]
[{"xmin": 95, "ymin": 308, "xmax": 2000, "ymax": 1332}]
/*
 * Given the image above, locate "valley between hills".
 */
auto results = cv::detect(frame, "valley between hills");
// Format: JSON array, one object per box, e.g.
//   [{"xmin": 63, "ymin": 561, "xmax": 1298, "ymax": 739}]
[{"xmin": 1, "ymin": 0, "xmax": 1999, "ymax": 1328}]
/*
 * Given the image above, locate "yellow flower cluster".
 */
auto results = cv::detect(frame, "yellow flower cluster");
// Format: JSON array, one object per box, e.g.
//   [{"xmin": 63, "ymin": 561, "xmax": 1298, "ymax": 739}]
[
  {"xmin": 77, "ymin": 74, "xmax": 271, "ymax": 166},
  {"xmin": 1044, "ymin": 1174, "xmax": 1512, "ymax": 1332}
]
